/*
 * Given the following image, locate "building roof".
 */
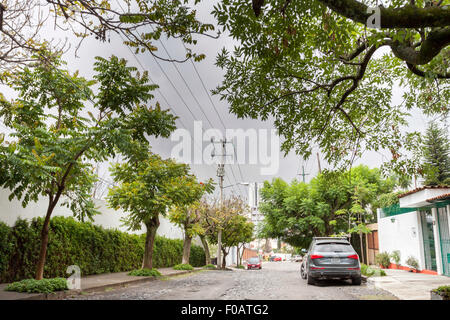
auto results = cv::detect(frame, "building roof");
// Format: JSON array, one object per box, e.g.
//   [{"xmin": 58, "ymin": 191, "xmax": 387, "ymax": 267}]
[
  {"xmin": 398, "ymin": 186, "xmax": 450, "ymax": 199},
  {"xmin": 426, "ymin": 193, "xmax": 450, "ymax": 203}
]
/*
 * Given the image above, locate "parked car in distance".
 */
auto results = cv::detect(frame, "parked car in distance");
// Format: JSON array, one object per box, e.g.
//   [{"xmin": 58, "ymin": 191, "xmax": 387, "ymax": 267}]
[
  {"xmin": 300, "ymin": 237, "xmax": 361, "ymax": 286},
  {"xmin": 273, "ymin": 256, "xmax": 282, "ymax": 262},
  {"xmin": 247, "ymin": 257, "xmax": 262, "ymax": 270}
]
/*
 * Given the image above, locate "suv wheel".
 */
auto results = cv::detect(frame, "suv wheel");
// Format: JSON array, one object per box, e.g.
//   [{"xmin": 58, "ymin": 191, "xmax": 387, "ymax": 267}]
[
  {"xmin": 352, "ymin": 276, "xmax": 362, "ymax": 285},
  {"xmin": 307, "ymin": 273, "xmax": 316, "ymax": 285},
  {"xmin": 300, "ymin": 264, "xmax": 307, "ymax": 279}
]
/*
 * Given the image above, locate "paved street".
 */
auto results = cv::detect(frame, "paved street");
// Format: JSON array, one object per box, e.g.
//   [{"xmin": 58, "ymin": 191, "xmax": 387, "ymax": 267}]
[{"xmin": 66, "ymin": 261, "xmax": 397, "ymax": 300}]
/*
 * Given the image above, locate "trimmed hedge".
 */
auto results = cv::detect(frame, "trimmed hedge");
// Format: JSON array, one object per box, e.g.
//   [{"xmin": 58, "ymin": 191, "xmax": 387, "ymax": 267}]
[{"xmin": 0, "ymin": 216, "xmax": 205, "ymax": 283}]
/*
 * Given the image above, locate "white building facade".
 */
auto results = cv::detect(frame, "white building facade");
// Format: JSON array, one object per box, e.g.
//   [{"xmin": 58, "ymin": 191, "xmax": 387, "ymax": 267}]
[{"xmin": 378, "ymin": 187, "xmax": 450, "ymax": 276}]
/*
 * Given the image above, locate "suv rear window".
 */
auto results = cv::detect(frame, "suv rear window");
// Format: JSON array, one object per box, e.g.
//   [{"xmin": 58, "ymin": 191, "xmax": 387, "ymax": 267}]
[{"xmin": 315, "ymin": 243, "xmax": 353, "ymax": 252}]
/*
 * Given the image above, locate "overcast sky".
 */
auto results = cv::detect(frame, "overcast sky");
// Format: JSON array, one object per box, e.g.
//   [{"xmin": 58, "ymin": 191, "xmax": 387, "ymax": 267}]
[{"xmin": 0, "ymin": 1, "xmax": 440, "ymax": 201}]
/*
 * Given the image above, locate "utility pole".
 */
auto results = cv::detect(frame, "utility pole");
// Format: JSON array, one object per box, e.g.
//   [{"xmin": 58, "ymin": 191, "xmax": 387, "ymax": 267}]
[
  {"xmin": 211, "ymin": 138, "xmax": 233, "ymax": 269},
  {"xmin": 298, "ymin": 165, "xmax": 309, "ymax": 183}
]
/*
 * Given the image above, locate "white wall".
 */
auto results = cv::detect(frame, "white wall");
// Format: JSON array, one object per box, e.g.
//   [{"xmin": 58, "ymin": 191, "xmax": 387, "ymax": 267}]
[
  {"xmin": 0, "ymin": 188, "xmax": 184, "ymax": 239},
  {"xmin": 378, "ymin": 209, "xmax": 425, "ymax": 270}
]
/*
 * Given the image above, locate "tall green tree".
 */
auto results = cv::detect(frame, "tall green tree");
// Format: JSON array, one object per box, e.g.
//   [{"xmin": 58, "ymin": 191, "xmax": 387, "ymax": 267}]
[
  {"xmin": 258, "ymin": 165, "xmax": 395, "ymax": 248},
  {"xmin": 212, "ymin": 0, "xmax": 449, "ymax": 174},
  {"xmin": 0, "ymin": 54, "xmax": 176, "ymax": 280},
  {"xmin": 107, "ymin": 154, "xmax": 208, "ymax": 269},
  {"xmin": 421, "ymin": 121, "xmax": 450, "ymax": 185}
]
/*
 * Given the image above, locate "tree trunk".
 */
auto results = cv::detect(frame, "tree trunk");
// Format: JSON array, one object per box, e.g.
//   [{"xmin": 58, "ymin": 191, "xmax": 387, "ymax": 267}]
[
  {"xmin": 221, "ymin": 247, "xmax": 228, "ymax": 269},
  {"xmin": 142, "ymin": 215, "xmax": 160, "ymax": 269},
  {"xmin": 182, "ymin": 232, "xmax": 192, "ymax": 265},
  {"xmin": 217, "ymin": 228, "xmax": 222, "ymax": 269},
  {"xmin": 200, "ymin": 235, "xmax": 211, "ymax": 265},
  {"xmin": 239, "ymin": 244, "xmax": 245, "ymax": 265},
  {"xmin": 35, "ymin": 193, "xmax": 61, "ymax": 280}
]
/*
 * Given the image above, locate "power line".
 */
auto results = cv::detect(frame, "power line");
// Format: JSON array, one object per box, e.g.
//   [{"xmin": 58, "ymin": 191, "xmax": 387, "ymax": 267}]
[
  {"xmin": 116, "ymin": 29, "xmax": 238, "ymax": 194},
  {"xmin": 147, "ymin": 28, "xmax": 245, "ymax": 197},
  {"xmin": 114, "ymin": 0, "xmax": 243, "ymax": 197}
]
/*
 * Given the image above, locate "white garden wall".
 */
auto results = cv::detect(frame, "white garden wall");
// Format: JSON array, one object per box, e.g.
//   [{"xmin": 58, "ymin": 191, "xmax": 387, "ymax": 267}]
[{"xmin": 377, "ymin": 209, "xmax": 425, "ymax": 270}]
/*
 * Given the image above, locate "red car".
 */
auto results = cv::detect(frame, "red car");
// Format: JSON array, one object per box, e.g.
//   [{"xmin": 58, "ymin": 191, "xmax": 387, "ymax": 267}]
[
  {"xmin": 246, "ymin": 257, "xmax": 262, "ymax": 269},
  {"xmin": 273, "ymin": 256, "xmax": 282, "ymax": 262}
]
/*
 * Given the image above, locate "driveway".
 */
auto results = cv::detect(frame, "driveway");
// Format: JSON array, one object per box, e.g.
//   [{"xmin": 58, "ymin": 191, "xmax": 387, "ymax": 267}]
[
  {"xmin": 66, "ymin": 261, "xmax": 397, "ymax": 300},
  {"xmin": 368, "ymin": 268, "xmax": 450, "ymax": 300}
]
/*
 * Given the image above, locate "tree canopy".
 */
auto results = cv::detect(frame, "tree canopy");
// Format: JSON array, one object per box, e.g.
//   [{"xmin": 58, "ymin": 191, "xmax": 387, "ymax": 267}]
[
  {"xmin": 0, "ymin": 0, "xmax": 216, "ymax": 72},
  {"xmin": 257, "ymin": 165, "xmax": 397, "ymax": 248},
  {"xmin": 421, "ymin": 121, "xmax": 450, "ymax": 185},
  {"xmin": 212, "ymin": 0, "xmax": 449, "ymax": 175},
  {"xmin": 0, "ymin": 53, "xmax": 177, "ymax": 279}
]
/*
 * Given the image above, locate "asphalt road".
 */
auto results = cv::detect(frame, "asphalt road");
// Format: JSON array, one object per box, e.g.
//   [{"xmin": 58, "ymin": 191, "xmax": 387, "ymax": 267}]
[{"xmin": 66, "ymin": 261, "xmax": 397, "ymax": 300}]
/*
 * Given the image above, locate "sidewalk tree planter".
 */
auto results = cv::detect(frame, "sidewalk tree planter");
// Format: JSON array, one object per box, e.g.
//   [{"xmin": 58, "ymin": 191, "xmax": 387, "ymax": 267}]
[
  {"xmin": 0, "ymin": 55, "xmax": 177, "ymax": 280},
  {"xmin": 173, "ymin": 264, "xmax": 194, "ymax": 271},
  {"xmin": 5, "ymin": 278, "xmax": 68, "ymax": 294},
  {"xmin": 406, "ymin": 256, "xmax": 419, "ymax": 273},
  {"xmin": 431, "ymin": 286, "xmax": 450, "ymax": 301},
  {"xmin": 390, "ymin": 251, "xmax": 401, "ymax": 269},
  {"xmin": 128, "ymin": 268, "xmax": 161, "ymax": 277},
  {"xmin": 376, "ymin": 252, "xmax": 391, "ymax": 269}
]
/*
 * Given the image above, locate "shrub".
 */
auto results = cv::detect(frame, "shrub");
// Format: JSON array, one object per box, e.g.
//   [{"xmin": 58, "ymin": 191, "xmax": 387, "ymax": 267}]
[
  {"xmin": 0, "ymin": 216, "xmax": 205, "ymax": 283},
  {"xmin": 406, "ymin": 256, "xmax": 419, "ymax": 270},
  {"xmin": 5, "ymin": 278, "xmax": 68, "ymax": 293},
  {"xmin": 128, "ymin": 268, "xmax": 162, "ymax": 277},
  {"xmin": 236, "ymin": 265, "xmax": 245, "ymax": 269},
  {"xmin": 376, "ymin": 252, "xmax": 391, "ymax": 268},
  {"xmin": 361, "ymin": 263, "xmax": 375, "ymax": 277},
  {"xmin": 202, "ymin": 264, "xmax": 217, "ymax": 270},
  {"xmin": 432, "ymin": 285, "xmax": 450, "ymax": 298},
  {"xmin": 173, "ymin": 264, "xmax": 194, "ymax": 270},
  {"xmin": 390, "ymin": 250, "xmax": 401, "ymax": 265}
]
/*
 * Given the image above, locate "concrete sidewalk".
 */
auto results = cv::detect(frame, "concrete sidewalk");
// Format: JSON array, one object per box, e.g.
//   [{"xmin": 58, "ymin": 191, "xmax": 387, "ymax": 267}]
[
  {"xmin": 367, "ymin": 269, "xmax": 450, "ymax": 300},
  {"xmin": 0, "ymin": 267, "xmax": 202, "ymax": 300}
]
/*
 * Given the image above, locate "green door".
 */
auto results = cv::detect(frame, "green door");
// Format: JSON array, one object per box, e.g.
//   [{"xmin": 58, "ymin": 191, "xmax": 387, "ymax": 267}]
[
  {"xmin": 420, "ymin": 210, "xmax": 437, "ymax": 271},
  {"xmin": 437, "ymin": 207, "xmax": 450, "ymax": 277}
]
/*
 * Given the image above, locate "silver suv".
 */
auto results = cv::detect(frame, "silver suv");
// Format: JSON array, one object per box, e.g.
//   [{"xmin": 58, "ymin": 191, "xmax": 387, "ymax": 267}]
[{"xmin": 300, "ymin": 237, "xmax": 361, "ymax": 285}]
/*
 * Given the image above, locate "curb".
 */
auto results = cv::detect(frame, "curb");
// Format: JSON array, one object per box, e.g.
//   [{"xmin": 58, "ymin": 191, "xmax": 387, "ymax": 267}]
[{"xmin": 13, "ymin": 269, "xmax": 200, "ymax": 300}]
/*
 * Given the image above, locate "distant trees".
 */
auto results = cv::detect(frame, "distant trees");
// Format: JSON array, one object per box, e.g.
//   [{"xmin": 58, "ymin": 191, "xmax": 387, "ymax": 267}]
[
  {"xmin": 421, "ymin": 122, "xmax": 450, "ymax": 186},
  {"xmin": 200, "ymin": 196, "xmax": 252, "ymax": 268},
  {"xmin": 258, "ymin": 165, "xmax": 396, "ymax": 248}
]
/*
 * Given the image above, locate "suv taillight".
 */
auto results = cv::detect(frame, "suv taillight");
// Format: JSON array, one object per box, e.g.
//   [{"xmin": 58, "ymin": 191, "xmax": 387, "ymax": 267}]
[
  {"xmin": 348, "ymin": 254, "xmax": 359, "ymax": 260},
  {"xmin": 310, "ymin": 255, "xmax": 324, "ymax": 259}
]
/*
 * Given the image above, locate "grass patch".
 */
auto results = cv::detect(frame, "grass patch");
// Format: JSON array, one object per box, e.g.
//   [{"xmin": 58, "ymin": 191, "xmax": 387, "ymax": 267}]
[
  {"xmin": 361, "ymin": 264, "xmax": 386, "ymax": 277},
  {"xmin": 5, "ymin": 278, "xmax": 68, "ymax": 294},
  {"xmin": 173, "ymin": 264, "xmax": 194, "ymax": 271},
  {"xmin": 202, "ymin": 264, "xmax": 217, "ymax": 270},
  {"xmin": 235, "ymin": 265, "xmax": 245, "ymax": 269},
  {"xmin": 128, "ymin": 268, "xmax": 162, "ymax": 277}
]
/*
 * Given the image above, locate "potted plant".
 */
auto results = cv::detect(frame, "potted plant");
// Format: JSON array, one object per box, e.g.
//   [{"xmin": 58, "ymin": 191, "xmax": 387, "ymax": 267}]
[
  {"xmin": 375, "ymin": 252, "xmax": 391, "ymax": 269},
  {"xmin": 405, "ymin": 256, "xmax": 419, "ymax": 272},
  {"xmin": 390, "ymin": 250, "xmax": 401, "ymax": 269},
  {"xmin": 431, "ymin": 286, "xmax": 450, "ymax": 300}
]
